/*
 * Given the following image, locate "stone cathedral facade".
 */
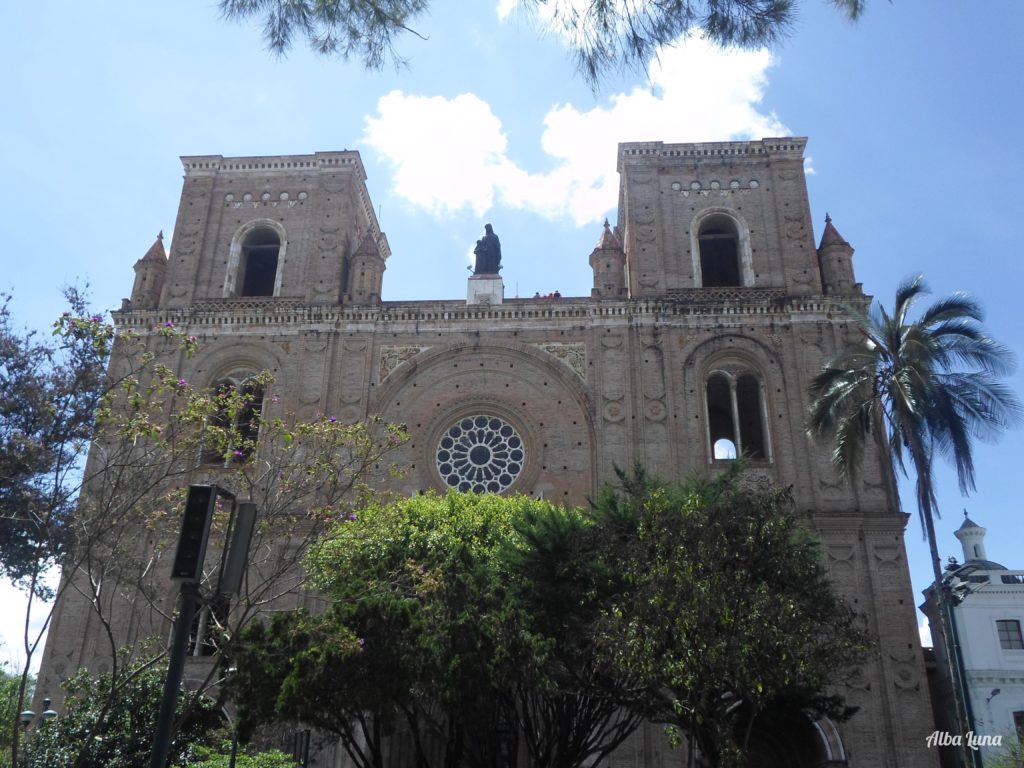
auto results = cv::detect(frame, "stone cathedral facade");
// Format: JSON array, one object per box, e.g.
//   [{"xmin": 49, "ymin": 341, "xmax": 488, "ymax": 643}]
[{"xmin": 41, "ymin": 138, "xmax": 936, "ymax": 766}]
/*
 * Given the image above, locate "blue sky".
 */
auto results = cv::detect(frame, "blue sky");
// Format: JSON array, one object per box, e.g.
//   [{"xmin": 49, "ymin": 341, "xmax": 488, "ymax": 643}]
[{"xmin": 2, "ymin": 0, "xmax": 1023, "ymax": 661}]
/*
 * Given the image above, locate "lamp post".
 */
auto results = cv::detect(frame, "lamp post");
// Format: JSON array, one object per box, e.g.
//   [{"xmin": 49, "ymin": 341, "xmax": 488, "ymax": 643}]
[{"xmin": 18, "ymin": 698, "xmax": 58, "ymax": 767}]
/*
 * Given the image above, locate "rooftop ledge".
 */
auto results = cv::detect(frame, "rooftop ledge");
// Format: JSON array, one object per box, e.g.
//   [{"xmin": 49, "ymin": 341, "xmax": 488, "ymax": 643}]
[{"xmin": 617, "ymin": 137, "xmax": 807, "ymax": 169}]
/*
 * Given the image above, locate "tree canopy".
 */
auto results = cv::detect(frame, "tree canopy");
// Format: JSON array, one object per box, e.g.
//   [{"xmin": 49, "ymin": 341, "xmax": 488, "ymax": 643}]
[
  {"xmin": 20, "ymin": 661, "xmax": 223, "ymax": 768},
  {"xmin": 229, "ymin": 469, "xmax": 865, "ymax": 768},
  {"xmin": 218, "ymin": 0, "xmax": 868, "ymax": 85},
  {"xmin": 0, "ymin": 290, "xmax": 108, "ymax": 591},
  {"xmin": 16, "ymin": 659, "xmax": 299, "ymax": 768},
  {"xmin": 590, "ymin": 468, "xmax": 865, "ymax": 766}
]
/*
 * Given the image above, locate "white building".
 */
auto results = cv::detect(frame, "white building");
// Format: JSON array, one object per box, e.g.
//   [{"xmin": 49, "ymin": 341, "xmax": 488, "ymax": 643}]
[{"xmin": 921, "ymin": 515, "xmax": 1024, "ymax": 766}]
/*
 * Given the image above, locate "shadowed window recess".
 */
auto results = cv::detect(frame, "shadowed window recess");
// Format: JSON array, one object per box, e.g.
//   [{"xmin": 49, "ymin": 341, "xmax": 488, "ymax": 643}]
[
  {"xmin": 706, "ymin": 371, "xmax": 769, "ymax": 461},
  {"xmin": 201, "ymin": 377, "xmax": 264, "ymax": 464}
]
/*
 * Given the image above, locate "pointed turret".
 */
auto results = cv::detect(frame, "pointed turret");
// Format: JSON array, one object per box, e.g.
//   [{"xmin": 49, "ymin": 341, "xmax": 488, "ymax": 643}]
[
  {"xmin": 345, "ymin": 231, "xmax": 386, "ymax": 305},
  {"xmin": 955, "ymin": 511, "xmax": 988, "ymax": 563},
  {"xmin": 818, "ymin": 214, "xmax": 849, "ymax": 249},
  {"xmin": 589, "ymin": 219, "xmax": 626, "ymax": 299},
  {"xmin": 816, "ymin": 214, "xmax": 857, "ymax": 296},
  {"xmin": 129, "ymin": 232, "xmax": 168, "ymax": 309},
  {"xmin": 954, "ymin": 511, "xmax": 1007, "ymax": 569}
]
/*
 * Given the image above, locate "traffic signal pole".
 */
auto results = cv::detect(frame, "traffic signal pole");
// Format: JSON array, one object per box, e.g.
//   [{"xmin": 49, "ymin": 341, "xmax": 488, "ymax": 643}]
[
  {"xmin": 149, "ymin": 485, "xmax": 253, "ymax": 768},
  {"xmin": 148, "ymin": 580, "xmax": 200, "ymax": 768}
]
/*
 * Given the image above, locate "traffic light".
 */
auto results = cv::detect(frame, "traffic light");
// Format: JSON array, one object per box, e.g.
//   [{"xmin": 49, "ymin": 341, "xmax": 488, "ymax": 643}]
[
  {"xmin": 218, "ymin": 501, "xmax": 256, "ymax": 596},
  {"xmin": 171, "ymin": 485, "xmax": 216, "ymax": 581}
]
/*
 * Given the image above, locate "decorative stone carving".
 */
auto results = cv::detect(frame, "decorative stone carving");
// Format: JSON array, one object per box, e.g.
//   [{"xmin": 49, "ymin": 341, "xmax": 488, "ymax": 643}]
[
  {"xmin": 602, "ymin": 398, "xmax": 626, "ymax": 422},
  {"xmin": 436, "ymin": 414, "xmax": 525, "ymax": 493},
  {"xmin": 534, "ymin": 342, "xmax": 586, "ymax": 381},
  {"xmin": 890, "ymin": 651, "xmax": 921, "ymax": 691},
  {"xmin": 644, "ymin": 399, "xmax": 666, "ymax": 421},
  {"xmin": 379, "ymin": 345, "xmax": 427, "ymax": 382}
]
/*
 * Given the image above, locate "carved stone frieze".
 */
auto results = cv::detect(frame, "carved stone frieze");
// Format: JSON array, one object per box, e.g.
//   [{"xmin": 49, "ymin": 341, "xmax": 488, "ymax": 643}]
[
  {"xmin": 534, "ymin": 342, "xmax": 586, "ymax": 381},
  {"xmin": 379, "ymin": 345, "xmax": 428, "ymax": 382}
]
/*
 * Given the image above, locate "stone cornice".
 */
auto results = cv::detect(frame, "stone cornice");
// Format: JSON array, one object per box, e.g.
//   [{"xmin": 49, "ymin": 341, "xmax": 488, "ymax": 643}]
[
  {"xmin": 618, "ymin": 137, "xmax": 807, "ymax": 170},
  {"xmin": 112, "ymin": 292, "xmax": 867, "ymax": 332},
  {"xmin": 181, "ymin": 151, "xmax": 365, "ymax": 180}
]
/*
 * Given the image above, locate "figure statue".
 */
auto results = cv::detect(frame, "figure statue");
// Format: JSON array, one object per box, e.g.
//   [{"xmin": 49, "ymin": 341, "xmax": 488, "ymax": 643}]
[{"xmin": 473, "ymin": 223, "xmax": 502, "ymax": 275}]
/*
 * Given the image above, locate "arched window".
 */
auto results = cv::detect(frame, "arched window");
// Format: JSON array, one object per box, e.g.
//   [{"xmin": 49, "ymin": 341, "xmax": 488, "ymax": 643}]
[
  {"xmin": 705, "ymin": 370, "xmax": 770, "ymax": 461},
  {"xmin": 238, "ymin": 227, "xmax": 280, "ymax": 296},
  {"xmin": 698, "ymin": 214, "xmax": 741, "ymax": 287},
  {"xmin": 201, "ymin": 377, "xmax": 264, "ymax": 464}
]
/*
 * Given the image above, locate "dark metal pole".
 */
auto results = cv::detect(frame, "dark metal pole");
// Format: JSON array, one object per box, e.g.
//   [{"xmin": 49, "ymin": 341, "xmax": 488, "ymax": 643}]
[
  {"xmin": 149, "ymin": 582, "xmax": 200, "ymax": 768},
  {"xmin": 227, "ymin": 720, "xmax": 239, "ymax": 768},
  {"xmin": 944, "ymin": 585, "xmax": 982, "ymax": 768}
]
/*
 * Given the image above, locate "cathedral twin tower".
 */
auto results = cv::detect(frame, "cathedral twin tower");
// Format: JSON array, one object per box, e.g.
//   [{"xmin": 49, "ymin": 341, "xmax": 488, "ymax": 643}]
[{"xmin": 44, "ymin": 138, "xmax": 935, "ymax": 767}]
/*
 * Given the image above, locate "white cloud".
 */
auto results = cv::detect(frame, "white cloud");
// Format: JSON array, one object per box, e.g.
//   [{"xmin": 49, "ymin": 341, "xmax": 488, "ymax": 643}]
[
  {"xmin": 364, "ymin": 92, "xmax": 510, "ymax": 217},
  {"xmin": 363, "ymin": 35, "xmax": 787, "ymax": 227},
  {"xmin": 496, "ymin": 0, "xmax": 518, "ymax": 21}
]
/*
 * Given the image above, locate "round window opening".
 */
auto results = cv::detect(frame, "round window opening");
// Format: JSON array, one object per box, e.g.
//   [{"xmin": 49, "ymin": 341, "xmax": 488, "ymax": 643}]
[{"xmin": 436, "ymin": 415, "xmax": 525, "ymax": 494}]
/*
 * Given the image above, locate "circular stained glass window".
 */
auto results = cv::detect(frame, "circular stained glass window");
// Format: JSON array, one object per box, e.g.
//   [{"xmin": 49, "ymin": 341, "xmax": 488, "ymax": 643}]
[{"xmin": 436, "ymin": 415, "xmax": 525, "ymax": 494}]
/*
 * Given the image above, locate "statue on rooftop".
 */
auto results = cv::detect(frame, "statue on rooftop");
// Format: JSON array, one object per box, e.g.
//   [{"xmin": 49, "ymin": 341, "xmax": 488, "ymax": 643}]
[{"xmin": 473, "ymin": 224, "xmax": 502, "ymax": 275}]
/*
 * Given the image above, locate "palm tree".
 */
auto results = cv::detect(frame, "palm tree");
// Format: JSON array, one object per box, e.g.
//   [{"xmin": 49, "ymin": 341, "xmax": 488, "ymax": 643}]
[{"xmin": 807, "ymin": 275, "xmax": 1021, "ymax": 761}]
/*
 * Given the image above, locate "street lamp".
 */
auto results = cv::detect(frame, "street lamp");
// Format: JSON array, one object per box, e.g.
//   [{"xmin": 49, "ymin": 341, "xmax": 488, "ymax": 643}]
[
  {"xmin": 18, "ymin": 698, "xmax": 58, "ymax": 728},
  {"xmin": 18, "ymin": 699, "xmax": 58, "ymax": 766}
]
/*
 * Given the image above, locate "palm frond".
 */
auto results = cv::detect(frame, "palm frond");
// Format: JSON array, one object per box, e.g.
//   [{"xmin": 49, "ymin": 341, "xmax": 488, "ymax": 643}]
[
  {"xmin": 807, "ymin": 272, "xmax": 1018, "ymax": 543},
  {"xmin": 919, "ymin": 293, "xmax": 984, "ymax": 327},
  {"xmin": 892, "ymin": 275, "xmax": 928, "ymax": 328}
]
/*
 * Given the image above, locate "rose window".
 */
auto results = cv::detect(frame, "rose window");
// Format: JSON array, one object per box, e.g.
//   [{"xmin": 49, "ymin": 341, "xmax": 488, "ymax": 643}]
[{"xmin": 436, "ymin": 415, "xmax": 525, "ymax": 493}]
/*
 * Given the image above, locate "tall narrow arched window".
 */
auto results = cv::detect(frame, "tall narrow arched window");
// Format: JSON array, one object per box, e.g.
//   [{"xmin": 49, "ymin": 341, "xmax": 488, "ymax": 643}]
[
  {"xmin": 238, "ymin": 227, "xmax": 280, "ymax": 296},
  {"xmin": 698, "ymin": 214, "xmax": 741, "ymax": 287},
  {"xmin": 706, "ymin": 374, "xmax": 737, "ymax": 459},
  {"xmin": 705, "ymin": 369, "xmax": 770, "ymax": 461},
  {"xmin": 201, "ymin": 377, "xmax": 264, "ymax": 464}
]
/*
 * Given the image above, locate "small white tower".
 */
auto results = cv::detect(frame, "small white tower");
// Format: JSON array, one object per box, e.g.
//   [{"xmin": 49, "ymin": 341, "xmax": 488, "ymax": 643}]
[{"xmin": 954, "ymin": 511, "xmax": 988, "ymax": 562}]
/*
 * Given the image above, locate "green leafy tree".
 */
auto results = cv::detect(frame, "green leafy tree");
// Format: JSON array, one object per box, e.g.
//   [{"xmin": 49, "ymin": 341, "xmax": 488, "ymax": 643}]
[
  {"xmin": 985, "ymin": 735, "xmax": 1024, "ymax": 768},
  {"xmin": 231, "ymin": 476, "xmax": 861, "ymax": 768},
  {"xmin": 232, "ymin": 492, "xmax": 533, "ymax": 768},
  {"xmin": 504, "ymin": 503, "xmax": 646, "ymax": 768},
  {"xmin": 0, "ymin": 289, "xmax": 107, "ymax": 591},
  {"xmin": 593, "ymin": 467, "xmax": 866, "ymax": 767},
  {"xmin": 22, "ymin": 661, "xmax": 223, "ymax": 768},
  {"xmin": 0, "ymin": 664, "xmax": 31, "ymax": 766},
  {"xmin": 230, "ymin": 492, "xmax": 643, "ymax": 768},
  {"xmin": 181, "ymin": 743, "xmax": 299, "ymax": 767},
  {"xmin": 218, "ymin": 0, "xmax": 868, "ymax": 85},
  {"xmin": 807, "ymin": 276, "xmax": 1021, "ymax": 743}
]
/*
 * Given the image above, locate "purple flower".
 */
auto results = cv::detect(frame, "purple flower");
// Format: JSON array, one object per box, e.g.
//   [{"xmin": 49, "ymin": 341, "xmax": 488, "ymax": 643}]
[
  {"xmin": 328, "ymin": 416, "xmax": 337, "ymax": 423},
  {"xmin": 357, "ymin": 638, "xmax": 365, "ymax": 648},
  {"xmin": 347, "ymin": 513, "xmax": 358, "ymax": 522},
  {"xmin": 177, "ymin": 379, "xmax": 188, "ymax": 387},
  {"xmin": 164, "ymin": 320, "xmax": 174, "ymax": 328},
  {"xmin": 91, "ymin": 314, "xmax": 104, "ymax": 323},
  {"xmin": 233, "ymin": 449, "xmax": 245, "ymax": 458}
]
